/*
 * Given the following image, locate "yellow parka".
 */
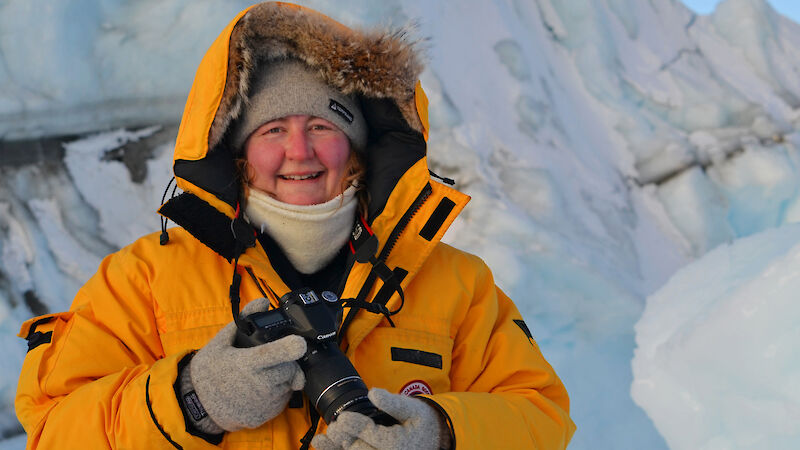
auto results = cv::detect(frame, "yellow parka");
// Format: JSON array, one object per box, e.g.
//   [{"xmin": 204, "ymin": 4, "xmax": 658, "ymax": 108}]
[{"xmin": 15, "ymin": 3, "xmax": 575, "ymax": 449}]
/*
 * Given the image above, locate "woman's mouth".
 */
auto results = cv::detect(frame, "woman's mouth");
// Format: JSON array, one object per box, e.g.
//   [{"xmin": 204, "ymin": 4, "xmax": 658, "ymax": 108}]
[{"xmin": 278, "ymin": 172, "xmax": 322, "ymax": 180}]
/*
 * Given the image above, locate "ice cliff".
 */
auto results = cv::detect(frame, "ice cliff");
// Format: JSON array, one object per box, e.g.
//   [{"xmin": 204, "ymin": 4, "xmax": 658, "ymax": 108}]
[{"xmin": 2, "ymin": 0, "xmax": 799, "ymax": 448}]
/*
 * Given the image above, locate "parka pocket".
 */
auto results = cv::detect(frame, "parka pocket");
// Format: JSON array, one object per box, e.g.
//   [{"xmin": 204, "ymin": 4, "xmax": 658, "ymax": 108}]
[
  {"xmin": 354, "ymin": 327, "xmax": 453, "ymax": 396},
  {"xmin": 157, "ymin": 306, "xmax": 231, "ymax": 355}
]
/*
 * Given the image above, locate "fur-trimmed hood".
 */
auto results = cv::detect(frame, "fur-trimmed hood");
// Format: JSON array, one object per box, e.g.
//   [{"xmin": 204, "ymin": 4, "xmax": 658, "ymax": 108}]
[
  {"xmin": 167, "ymin": 2, "xmax": 429, "ymax": 220},
  {"xmin": 211, "ymin": 2, "xmax": 426, "ymax": 151}
]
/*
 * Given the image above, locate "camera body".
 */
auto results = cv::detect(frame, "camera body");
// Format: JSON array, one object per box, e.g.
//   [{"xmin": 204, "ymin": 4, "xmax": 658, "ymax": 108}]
[{"xmin": 234, "ymin": 287, "xmax": 397, "ymax": 426}]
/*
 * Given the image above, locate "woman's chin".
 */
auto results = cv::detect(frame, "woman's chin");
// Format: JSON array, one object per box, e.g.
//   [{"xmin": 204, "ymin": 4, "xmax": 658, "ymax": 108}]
[{"xmin": 275, "ymin": 192, "xmax": 329, "ymax": 206}]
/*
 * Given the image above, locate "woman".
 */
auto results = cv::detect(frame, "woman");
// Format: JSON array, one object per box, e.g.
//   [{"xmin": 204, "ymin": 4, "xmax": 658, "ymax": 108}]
[{"xmin": 15, "ymin": 3, "xmax": 574, "ymax": 449}]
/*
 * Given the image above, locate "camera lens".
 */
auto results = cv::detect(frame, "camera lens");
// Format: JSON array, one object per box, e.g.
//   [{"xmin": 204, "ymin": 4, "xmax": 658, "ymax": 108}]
[
  {"xmin": 338, "ymin": 396, "xmax": 399, "ymax": 426},
  {"xmin": 251, "ymin": 287, "xmax": 398, "ymax": 426},
  {"xmin": 300, "ymin": 341, "xmax": 397, "ymax": 425}
]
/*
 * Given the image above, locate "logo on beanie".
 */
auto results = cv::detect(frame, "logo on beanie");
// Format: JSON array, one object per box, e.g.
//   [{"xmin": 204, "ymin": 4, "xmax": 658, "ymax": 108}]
[
  {"xmin": 329, "ymin": 99, "xmax": 354, "ymax": 123},
  {"xmin": 400, "ymin": 380, "xmax": 433, "ymax": 396}
]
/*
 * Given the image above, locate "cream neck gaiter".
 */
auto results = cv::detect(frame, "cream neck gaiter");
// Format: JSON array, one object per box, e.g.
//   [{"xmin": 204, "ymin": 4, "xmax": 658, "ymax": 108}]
[{"xmin": 244, "ymin": 186, "xmax": 358, "ymax": 274}]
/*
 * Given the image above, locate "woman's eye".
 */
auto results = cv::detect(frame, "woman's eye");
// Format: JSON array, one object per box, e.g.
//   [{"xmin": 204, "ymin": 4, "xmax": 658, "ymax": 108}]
[{"xmin": 264, "ymin": 126, "xmax": 282, "ymax": 134}]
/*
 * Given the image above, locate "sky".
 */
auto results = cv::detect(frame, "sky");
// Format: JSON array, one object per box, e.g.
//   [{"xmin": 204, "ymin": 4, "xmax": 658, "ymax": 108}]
[{"xmin": 683, "ymin": 0, "xmax": 800, "ymax": 23}]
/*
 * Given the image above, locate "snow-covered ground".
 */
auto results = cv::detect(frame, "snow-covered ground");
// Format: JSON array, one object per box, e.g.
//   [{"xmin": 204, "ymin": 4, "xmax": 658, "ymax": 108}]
[
  {"xmin": 1, "ymin": 0, "xmax": 800, "ymax": 448},
  {"xmin": 633, "ymin": 224, "xmax": 800, "ymax": 449}
]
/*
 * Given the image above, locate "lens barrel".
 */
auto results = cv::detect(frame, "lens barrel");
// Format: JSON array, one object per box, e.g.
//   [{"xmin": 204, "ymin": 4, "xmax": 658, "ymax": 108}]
[{"xmin": 301, "ymin": 341, "xmax": 397, "ymax": 425}]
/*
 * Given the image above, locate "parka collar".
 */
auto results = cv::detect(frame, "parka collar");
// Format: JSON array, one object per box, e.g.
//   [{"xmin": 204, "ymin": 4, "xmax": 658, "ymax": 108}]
[{"xmin": 236, "ymin": 159, "xmax": 469, "ymax": 352}]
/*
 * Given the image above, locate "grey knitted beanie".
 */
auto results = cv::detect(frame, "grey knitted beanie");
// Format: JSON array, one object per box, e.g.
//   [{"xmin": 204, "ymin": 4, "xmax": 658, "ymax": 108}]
[{"xmin": 230, "ymin": 58, "xmax": 367, "ymax": 152}]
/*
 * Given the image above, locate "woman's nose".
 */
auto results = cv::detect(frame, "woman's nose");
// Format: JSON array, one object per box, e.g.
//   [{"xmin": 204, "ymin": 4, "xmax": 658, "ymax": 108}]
[{"xmin": 284, "ymin": 129, "xmax": 313, "ymax": 160}]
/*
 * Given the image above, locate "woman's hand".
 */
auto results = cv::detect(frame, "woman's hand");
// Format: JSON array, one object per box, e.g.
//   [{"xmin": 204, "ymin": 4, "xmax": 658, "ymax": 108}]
[
  {"xmin": 311, "ymin": 388, "xmax": 451, "ymax": 450},
  {"xmin": 178, "ymin": 298, "xmax": 307, "ymax": 433}
]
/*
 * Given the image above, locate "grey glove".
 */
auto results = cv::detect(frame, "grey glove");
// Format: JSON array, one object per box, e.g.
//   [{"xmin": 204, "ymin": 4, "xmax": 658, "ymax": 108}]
[
  {"xmin": 178, "ymin": 298, "xmax": 307, "ymax": 433},
  {"xmin": 311, "ymin": 388, "xmax": 451, "ymax": 450}
]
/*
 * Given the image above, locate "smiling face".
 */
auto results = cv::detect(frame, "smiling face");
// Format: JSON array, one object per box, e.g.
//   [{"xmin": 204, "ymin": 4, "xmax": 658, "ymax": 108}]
[{"xmin": 243, "ymin": 114, "xmax": 352, "ymax": 205}]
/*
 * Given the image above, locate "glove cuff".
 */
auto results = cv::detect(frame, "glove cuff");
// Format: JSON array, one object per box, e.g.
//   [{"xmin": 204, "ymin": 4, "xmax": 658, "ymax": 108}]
[
  {"xmin": 418, "ymin": 397, "xmax": 454, "ymax": 449},
  {"xmin": 178, "ymin": 359, "xmax": 226, "ymax": 436}
]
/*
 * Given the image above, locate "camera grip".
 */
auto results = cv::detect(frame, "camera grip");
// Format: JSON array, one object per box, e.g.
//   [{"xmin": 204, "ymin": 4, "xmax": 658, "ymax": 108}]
[
  {"xmin": 233, "ymin": 309, "xmax": 292, "ymax": 348},
  {"xmin": 233, "ymin": 324, "xmax": 262, "ymax": 348}
]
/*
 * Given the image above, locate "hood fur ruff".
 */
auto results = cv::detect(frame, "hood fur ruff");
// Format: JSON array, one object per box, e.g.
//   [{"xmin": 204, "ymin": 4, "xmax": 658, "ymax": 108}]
[{"xmin": 209, "ymin": 2, "xmax": 425, "ymax": 151}]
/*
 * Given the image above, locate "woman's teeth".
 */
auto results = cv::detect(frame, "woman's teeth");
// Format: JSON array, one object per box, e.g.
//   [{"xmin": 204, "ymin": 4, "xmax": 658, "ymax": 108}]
[{"xmin": 279, "ymin": 172, "xmax": 321, "ymax": 180}]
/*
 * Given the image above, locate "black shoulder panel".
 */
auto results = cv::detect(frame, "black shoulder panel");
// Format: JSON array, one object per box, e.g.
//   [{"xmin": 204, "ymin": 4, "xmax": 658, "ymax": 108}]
[
  {"xmin": 173, "ymin": 146, "xmax": 240, "ymax": 210},
  {"xmin": 158, "ymin": 193, "xmax": 239, "ymax": 262}
]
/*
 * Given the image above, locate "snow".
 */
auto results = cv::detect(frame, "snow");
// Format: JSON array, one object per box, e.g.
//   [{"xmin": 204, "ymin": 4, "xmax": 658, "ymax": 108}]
[
  {"xmin": 632, "ymin": 224, "xmax": 800, "ymax": 449},
  {"xmin": 61, "ymin": 126, "xmax": 174, "ymax": 248},
  {"xmin": 1, "ymin": 0, "xmax": 800, "ymax": 448}
]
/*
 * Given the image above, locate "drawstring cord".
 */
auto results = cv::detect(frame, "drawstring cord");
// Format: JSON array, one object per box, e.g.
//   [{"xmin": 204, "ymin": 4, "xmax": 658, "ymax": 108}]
[
  {"xmin": 340, "ymin": 296, "xmax": 402, "ymax": 328},
  {"xmin": 159, "ymin": 177, "xmax": 177, "ymax": 245},
  {"xmin": 429, "ymin": 169, "xmax": 455, "ymax": 185}
]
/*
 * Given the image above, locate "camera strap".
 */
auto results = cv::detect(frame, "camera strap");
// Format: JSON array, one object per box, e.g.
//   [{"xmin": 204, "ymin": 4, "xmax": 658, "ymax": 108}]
[
  {"xmin": 339, "ymin": 216, "xmax": 407, "ymax": 337},
  {"xmin": 228, "ymin": 203, "xmax": 257, "ymax": 329},
  {"xmin": 299, "ymin": 407, "xmax": 321, "ymax": 450},
  {"xmin": 348, "ymin": 214, "xmax": 378, "ymax": 263},
  {"xmin": 348, "ymin": 216, "xmax": 404, "ymax": 301}
]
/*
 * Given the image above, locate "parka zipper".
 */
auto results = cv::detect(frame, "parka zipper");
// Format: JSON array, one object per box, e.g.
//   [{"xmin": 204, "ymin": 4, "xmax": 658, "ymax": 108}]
[
  {"xmin": 377, "ymin": 182, "xmax": 432, "ymax": 262},
  {"xmin": 337, "ymin": 182, "xmax": 433, "ymax": 342}
]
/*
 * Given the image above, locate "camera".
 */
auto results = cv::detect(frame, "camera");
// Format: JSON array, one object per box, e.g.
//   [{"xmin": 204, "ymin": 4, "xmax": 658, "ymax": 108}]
[{"xmin": 234, "ymin": 287, "xmax": 397, "ymax": 426}]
